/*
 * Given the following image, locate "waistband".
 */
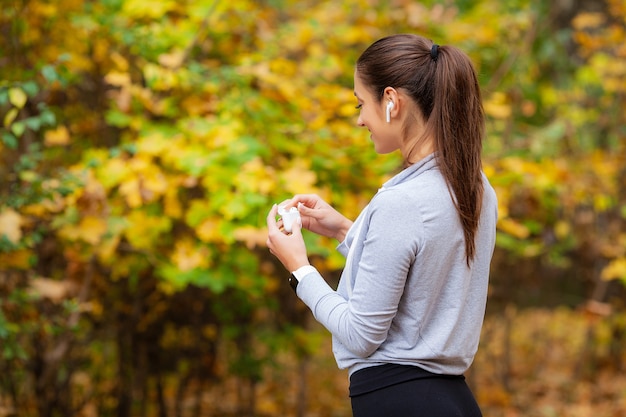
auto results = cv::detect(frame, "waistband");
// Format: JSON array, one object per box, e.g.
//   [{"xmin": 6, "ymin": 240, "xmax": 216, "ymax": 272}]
[{"xmin": 349, "ymin": 363, "xmax": 465, "ymax": 397}]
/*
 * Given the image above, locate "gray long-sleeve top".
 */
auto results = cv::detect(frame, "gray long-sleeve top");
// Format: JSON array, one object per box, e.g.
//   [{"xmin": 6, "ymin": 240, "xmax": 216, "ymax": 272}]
[{"xmin": 297, "ymin": 153, "xmax": 498, "ymax": 376}]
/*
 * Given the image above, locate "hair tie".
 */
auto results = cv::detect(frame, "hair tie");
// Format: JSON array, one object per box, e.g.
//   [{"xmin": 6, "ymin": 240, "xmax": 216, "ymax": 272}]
[{"xmin": 430, "ymin": 44, "xmax": 439, "ymax": 61}]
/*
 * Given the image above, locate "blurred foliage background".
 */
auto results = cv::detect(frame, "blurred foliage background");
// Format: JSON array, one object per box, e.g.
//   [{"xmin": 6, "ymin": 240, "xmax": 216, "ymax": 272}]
[{"xmin": 1, "ymin": 0, "xmax": 625, "ymax": 416}]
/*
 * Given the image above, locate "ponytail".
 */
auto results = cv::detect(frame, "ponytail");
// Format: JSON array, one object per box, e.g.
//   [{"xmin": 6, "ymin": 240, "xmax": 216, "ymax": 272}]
[{"xmin": 429, "ymin": 45, "xmax": 484, "ymax": 265}]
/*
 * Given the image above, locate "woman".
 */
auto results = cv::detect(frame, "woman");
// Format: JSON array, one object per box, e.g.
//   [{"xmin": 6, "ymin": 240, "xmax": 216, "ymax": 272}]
[{"xmin": 266, "ymin": 34, "xmax": 497, "ymax": 417}]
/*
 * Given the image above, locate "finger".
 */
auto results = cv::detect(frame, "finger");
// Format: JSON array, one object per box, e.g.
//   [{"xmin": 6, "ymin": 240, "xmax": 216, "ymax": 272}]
[
  {"xmin": 279, "ymin": 196, "xmax": 308, "ymax": 211},
  {"xmin": 266, "ymin": 204, "xmax": 280, "ymax": 232},
  {"xmin": 278, "ymin": 198, "xmax": 293, "ymax": 208},
  {"xmin": 289, "ymin": 212, "xmax": 303, "ymax": 236},
  {"xmin": 289, "ymin": 194, "xmax": 315, "ymax": 209},
  {"xmin": 297, "ymin": 201, "xmax": 323, "ymax": 218},
  {"xmin": 296, "ymin": 201, "xmax": 308, "ymax": 212}
]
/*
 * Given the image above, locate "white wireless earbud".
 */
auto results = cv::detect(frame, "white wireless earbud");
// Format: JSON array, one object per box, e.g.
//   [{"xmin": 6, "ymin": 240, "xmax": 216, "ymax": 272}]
[{"xmin": 386, "ymin": 101, "xmax": 394, "ymax": 123}]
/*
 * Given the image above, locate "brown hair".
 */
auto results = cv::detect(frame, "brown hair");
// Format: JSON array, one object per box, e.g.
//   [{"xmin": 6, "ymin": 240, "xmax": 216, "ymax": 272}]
[{"xmin": 356, "ymin": 34, "xmax": 485, "ymax": 265}]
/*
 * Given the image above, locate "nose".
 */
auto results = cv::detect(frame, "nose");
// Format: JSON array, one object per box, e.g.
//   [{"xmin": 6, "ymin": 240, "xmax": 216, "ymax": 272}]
[{"xmin": 357, "ymin": 115, "xmax": 365, "ymax": 127}]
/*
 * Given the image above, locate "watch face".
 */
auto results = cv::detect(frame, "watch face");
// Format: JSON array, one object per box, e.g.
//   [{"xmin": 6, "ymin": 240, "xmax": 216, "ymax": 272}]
[{"xmin": 289, "ymin": 274, "xmax": 298, "ymax": 291}]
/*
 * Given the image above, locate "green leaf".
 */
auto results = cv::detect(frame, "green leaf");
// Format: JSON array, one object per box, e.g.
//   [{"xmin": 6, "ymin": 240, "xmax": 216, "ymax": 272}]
[
  {"xmin": 1, "ymin": 132, "xmax": 17, "ymax": 149},
  {"xmin": 105, "ymin": 110, "xmax": 132, "ymax": 127},
  {"xmin": 11, "ymin": 121, "xmax": 25, "ymax": 137},
  {"xmin": 24, "ymin": 117, "xmax": 42, "ymax": 131},
  {"xmin": 185, "ymin": 200, "xmax": 211, "ymax": 227},
  {"xmin": 41, "ymin": 65, "xmax": 58, "ymax": 83},
  {"xmin": 19, "ymin": 170, "xmax": 39, "ymax": 182},
  {"xmin": 21, "ymin": 81, "xmax": 39, "ymax": 96},
  {"xmin": 39, "ymin": 110, "xmax": 56, "ymax": 126}
]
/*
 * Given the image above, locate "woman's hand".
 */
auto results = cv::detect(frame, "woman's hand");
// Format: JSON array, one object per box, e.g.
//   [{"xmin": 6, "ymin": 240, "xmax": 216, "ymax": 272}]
[
  {"xmin": 266, "ymin": 204, "xmax": 310, "ymax": 272},
  {"xmin": 282, "ymin": 194, "xmax": 353, "ymax": 242}
]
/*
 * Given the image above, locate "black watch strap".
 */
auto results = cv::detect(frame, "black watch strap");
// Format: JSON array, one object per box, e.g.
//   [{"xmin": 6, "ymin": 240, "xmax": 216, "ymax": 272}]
[{"xmin": 289, "ymin": 265, "xmax": 315, "ymax": 293}]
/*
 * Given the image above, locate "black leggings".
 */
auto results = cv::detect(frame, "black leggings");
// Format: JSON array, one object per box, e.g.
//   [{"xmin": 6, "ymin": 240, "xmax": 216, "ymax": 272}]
[{"xmin": 350, "ymin": 375, "xmax": 482, "ymax": 417}]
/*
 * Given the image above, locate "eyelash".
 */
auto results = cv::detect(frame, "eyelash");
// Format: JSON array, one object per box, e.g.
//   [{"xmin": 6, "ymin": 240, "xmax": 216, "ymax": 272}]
[{"xmin": 355, "ymin": 104, "xmax": 362, "ymax": 110}]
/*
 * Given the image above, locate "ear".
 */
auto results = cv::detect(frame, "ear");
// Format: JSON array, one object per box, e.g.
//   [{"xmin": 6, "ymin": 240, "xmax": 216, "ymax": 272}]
[{"xmin": 383, "ymin": 86, "xmax": 400, "ymax": 119}]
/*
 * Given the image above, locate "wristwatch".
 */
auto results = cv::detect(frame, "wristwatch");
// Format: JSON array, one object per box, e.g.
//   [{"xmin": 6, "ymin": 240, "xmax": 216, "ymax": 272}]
[
  {"xmin": 289, "ymin": 265, "xmax": 317, "ymax": 293},
  {"xmin": 289, "ymin": 273, "xmax": 299, "ymax": 292}
]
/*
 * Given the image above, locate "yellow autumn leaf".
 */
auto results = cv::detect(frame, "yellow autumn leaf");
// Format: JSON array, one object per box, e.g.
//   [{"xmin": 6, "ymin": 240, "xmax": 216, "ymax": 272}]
[
  {"xmin": 338, "ymin": 102, "xmax": 359, "ymax": 117},
  {"xmin": 21, "ymin": 201, "xmax": 49, "ymax": 217},
  {"xmin": 110, "ymin": 52, "xmax": 129, "ymax": 71},
  {"xmin": 4, "ymin": 108, "xmax": 18, "ymax": 127},
  {"xmin": 104, "ymin": 71, "xmax": 131, "ymax": 87},
  {"xmin": 338, "ymin": 192, "xmax": 367, "ymax": 222},
  {"xmin": 341, "ymin": 26, "xmax": 372, "ymax": 44},
  {"xmin": 269, "ymin": 57, "xmax": 298, "ymax": 77},
  {"xmin": 158, "ymin": 49, "xmax": 185, "ymax": 69},
  {"xmin": 248, "ymin": 62, "xmax": 300, "ymax": 101},
  {"xmin": 484, "ymin": 92, "xmax": 512, "ymax": 119},
  {"xmin": 307, "ymin": 113, "xmax": 329, "ymax": 130},
  {"xmin": 136, "ymin": 132, "xmax": 171, "ymax": 156},
  {"xmin": 97, "ymin": 157, "xmax": 133, "ymax": 190},
  {"xmin": 0, "ymin": 208, "xmax": 22, "ymax": 243},
  {"xmin": 89, "ymin": 300, "xmax": 104, "ymax": 317},
  {"xmin": 111, "ymin": 156, "xmax": 168, "ymax": 203},
  {"xmin": 181, "ymin": 94, "xmax": 214, "ymax": 116},
  {"xmin": 31, "ymin": 1, "xmax": 57, "ymax": 17},
  {"xmin": 122, "ymin": 0, "xmax": 177, "ymax": 19},
  {"xmin": 143, "ymin": 63, "xmax": 179, "ymax": 91},
  {"xmin": 59, "ymin": 216, "xmax": 107, "ymax": 245},
  {"xmin": 0, "ymin": 249, "xmax": 32, "ymax": 269},
  {"xmin": 594, "ymin": 194, "xmax": 614, "ymax": 212},
  {"xmin": 209, "ymin": 120, "xmax": 244, "ymax": 147},
  {"xmin": 164, "ymin": 186, "xmax": 183, "ymax": 218},
  {"xmin": 8, "ymin": 87, "xmax": 28, "ymax": 109},
  {"xmin": 483, "ymin": 162, "xmax": 496, "ymax": 178},
  {"xmin": 498, "ymin": 218, "xmax": 530, "ymax": 239},
  {"xmin": 572, "ymin": 12, "xmax": 605, "ymax": 30},
  {"xmin": 196, "ymin": 218, "xmax": 222, "ymax": 243},
  {"xmin": 601, "ymin": 257, "xmax": 626, "ymax": 281},
  {"xmin": 97, "ymin": 234, "xmax": 121, "ymax": 263},
  {"xmin": 476, "ymin": 25, "xmax": 499, "ymax": 44},
  {"xmin": 140, "ymin": 166, "xmax": 168, "ymax": 198},
  {"xmin": 554, "ymin": 220, "xmax": 571, "ymax": 240},
  {"xmin": 79, "ymin": 216, "xmax": 107, "ymax": 245},
  {"xmin": 280, "ymin": 163, "xmax": 318, "ymax": 195},
  {"xmin": 44, "ymin": 126, "xmax": 71, "ymax": 146},
  {"xmin": 119, "ymin": 179, "xmax": 143, "ymax": 208},
  {"xmin": 124, "ymin": 211, "xmax": 171, "ymax": 250},
  {"xmin": 172, "ymin": 239, "xmax": 209, "ymax": 271},
  {"xmin": 233, "ymin": 226, "xmax": 267, "ymax": 249},
  {"xmin": 234, "ymin": 157, "xmax": 276, "ymax": 195}
]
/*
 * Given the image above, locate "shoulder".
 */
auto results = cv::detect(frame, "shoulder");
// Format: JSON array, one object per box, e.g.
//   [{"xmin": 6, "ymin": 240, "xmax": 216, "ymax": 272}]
[
  {"xmin": 481, "ymin": 174, "xmax": 499, "ymax": 219},
  {"xmin": 368, "ymin": 177, "xmax": 452, "ymax": 227},
  {"xmin": 374, "ymin": 170, "xmax": 452, "ymax": 210},
  {"xmin": 368, "ymin": 186, "xmax": 420, "ymax": 216}
]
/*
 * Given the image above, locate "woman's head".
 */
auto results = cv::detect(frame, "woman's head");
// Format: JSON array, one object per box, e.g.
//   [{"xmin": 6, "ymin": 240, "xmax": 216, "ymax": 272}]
[
  {"xmin": 356, "ymin": 35, "xmax": 437, "ymax": 122},
  {"xmin": 356, "ymin": 34, "xmax": 485, "ymax": 265},
  {"xmin": 356, "ymin": 34, "xmax": 484, "ymax": 160}
]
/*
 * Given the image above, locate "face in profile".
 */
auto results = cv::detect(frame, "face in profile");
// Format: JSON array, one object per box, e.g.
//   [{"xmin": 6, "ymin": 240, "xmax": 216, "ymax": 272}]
[{"xmin": 353, "ymin": 70, "xmax": 402, "ymax": 155}]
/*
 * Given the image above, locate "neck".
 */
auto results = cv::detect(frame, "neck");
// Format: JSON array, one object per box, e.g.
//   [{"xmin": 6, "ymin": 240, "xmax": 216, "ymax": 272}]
[{"xmin": 403, "ymin": 136, "xmax": 434, "ymax": 166}]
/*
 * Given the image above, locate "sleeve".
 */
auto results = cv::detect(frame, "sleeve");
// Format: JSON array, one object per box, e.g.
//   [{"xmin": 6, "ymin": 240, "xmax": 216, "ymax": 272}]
[{"xmin": 297, "ymin": 189, "xmax": 423, "ymax": 357}]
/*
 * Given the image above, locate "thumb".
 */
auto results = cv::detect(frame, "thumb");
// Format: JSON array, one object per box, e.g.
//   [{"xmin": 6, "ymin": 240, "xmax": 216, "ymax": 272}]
[
  {"xmin": 297, "ymin": 202, "xmax": 318, "ymax": 217},
  {"xmin": 290, "ymin": 214, "xmax": 303, "ymax": 236}
]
